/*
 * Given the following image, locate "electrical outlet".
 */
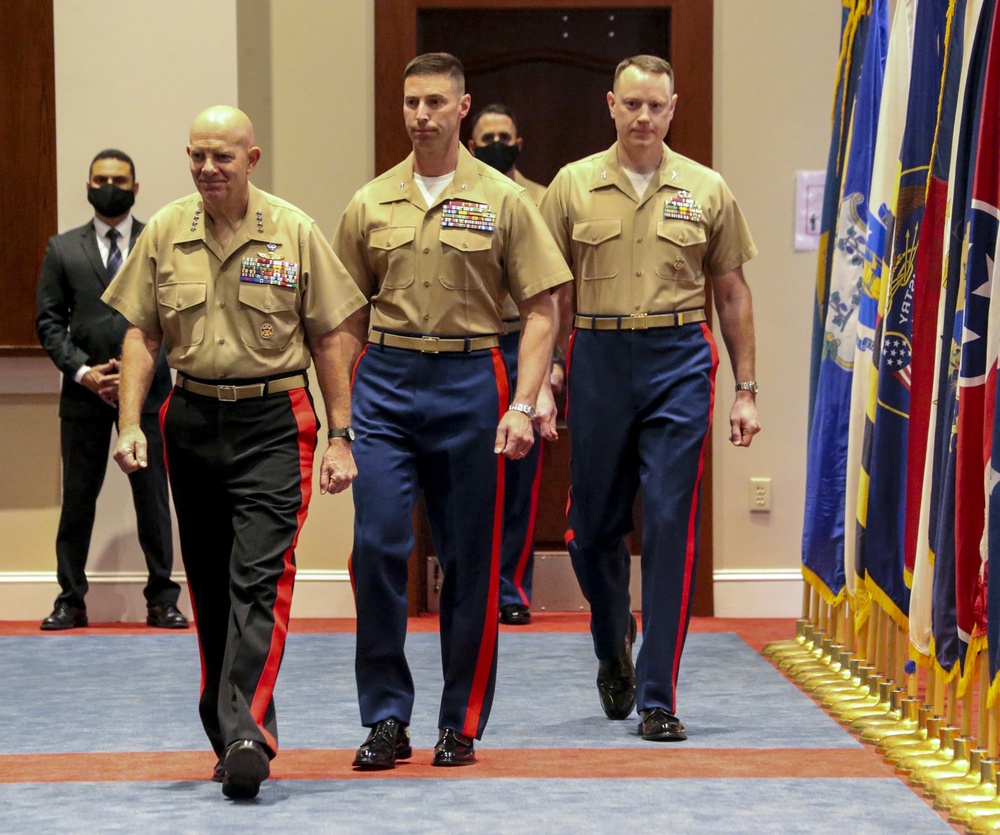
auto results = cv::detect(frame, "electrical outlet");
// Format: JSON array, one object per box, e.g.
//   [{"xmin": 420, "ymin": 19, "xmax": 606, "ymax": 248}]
[{"xmin": 749, "ymin": 477, "xmax": 771, "ymax": 512}]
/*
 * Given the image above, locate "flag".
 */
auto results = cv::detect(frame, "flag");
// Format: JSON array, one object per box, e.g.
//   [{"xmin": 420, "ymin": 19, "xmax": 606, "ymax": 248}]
[
  {"xmin": 909, "ymin": 0, "xmax": 977, "ymax": 665},
  {"xmin": 803, "ymin": 0, "xmax": 889, "ymax": 604},
  {"xmin": 847, "ymin": 0, "xmax": 918, "ymax": 630},
  {"xmin": 960, "ymin": 0, "xmax": 1000, "ymax": 689},
  {"xmin": 863, "ymin": 0, "xmax": 951, "ymax": 628},
  {"xmin": 930, "ymin": 0, "xmax": 995, "ymax": 678},
  {"xmin": 808, "ymin": 0, "xmax": 877, "ymax": 425}
]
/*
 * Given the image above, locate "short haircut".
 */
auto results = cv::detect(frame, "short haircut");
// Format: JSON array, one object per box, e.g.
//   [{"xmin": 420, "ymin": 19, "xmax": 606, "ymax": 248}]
[
  {"xmin": 90, "ymin": 149, "xmax": 136, "ymax": 181},
  {"xmin": 613, "ymin": 55, "xmax": 674, "ymax": 92},
  {"xmin": 404, "ymin": 52, "xmax": 465, "ymax": 93},
  {"xmin": 469, "ymin": 103, "xmax": 519, "ymax": 136}
]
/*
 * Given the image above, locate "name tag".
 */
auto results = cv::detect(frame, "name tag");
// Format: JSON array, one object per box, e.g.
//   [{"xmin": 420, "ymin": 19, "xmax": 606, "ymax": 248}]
[
  {"xmin": 240, "ymin": 255, "xmax": 299, "ymax": 288},
  {"xmin": 441, "ymin": 199, "xmax": 496, "ymax": 232},
  {"xmin": 663, "ymin": 190, "xmax": 702, "ymax": 223}
]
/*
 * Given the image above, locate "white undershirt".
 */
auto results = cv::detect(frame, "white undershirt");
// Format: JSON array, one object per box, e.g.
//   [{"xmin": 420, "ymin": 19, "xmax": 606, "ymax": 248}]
[
  {"xmin": 622, "ymin": 167, "xmax": 656, "ymax": 200},
  {"xmin": 414, "ymin": 172, "xmax": 455, "ymax": 208}
]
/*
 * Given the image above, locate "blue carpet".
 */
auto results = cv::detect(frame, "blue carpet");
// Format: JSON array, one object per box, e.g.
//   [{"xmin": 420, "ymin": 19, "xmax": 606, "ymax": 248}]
[
  {"xmin": 0, "ymin": 632, "xmax": 852, "ymax": 753},
  {"xmin": 0, "ymin": 778, "xmax": 952, "ymax": 833}
]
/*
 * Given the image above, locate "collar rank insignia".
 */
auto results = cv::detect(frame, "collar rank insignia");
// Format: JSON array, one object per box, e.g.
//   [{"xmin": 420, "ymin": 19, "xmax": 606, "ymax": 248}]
[
  {"xmin": 441, "ymin": 199, "xmax": 496, "ymax": 232},
  {"xmin": 663, "ymin": 190, "xmax": 702, "ymax": 223},
  {"xmin": 240, "ymin": 254, "xmax": 299, "ymax": 288}
]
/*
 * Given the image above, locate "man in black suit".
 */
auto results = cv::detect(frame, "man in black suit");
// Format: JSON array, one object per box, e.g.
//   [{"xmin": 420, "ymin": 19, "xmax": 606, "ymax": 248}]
[{"xmin": 35, "ymin": 149, "xmax": 187, "ymax": 631}]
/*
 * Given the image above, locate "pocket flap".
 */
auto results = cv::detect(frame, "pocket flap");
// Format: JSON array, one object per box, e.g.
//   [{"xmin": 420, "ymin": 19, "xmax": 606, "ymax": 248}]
[
  {"xmin": 157, "ymin": 282, "xmax": 206, "ymax": 311},
  {"xmin": 440, "ymin": 227, "xmax": 493, "ymax": 252},
  {"xmin": 369, "ymin": 226, "xmax": 416, "ymax": 251},
  {"xmin": 572, "ymin": 218, "xmax": 622, "ymax": 246},
  {"xmin": 657, "ymin": 220, "xmax": 707, "ymax": 247}
]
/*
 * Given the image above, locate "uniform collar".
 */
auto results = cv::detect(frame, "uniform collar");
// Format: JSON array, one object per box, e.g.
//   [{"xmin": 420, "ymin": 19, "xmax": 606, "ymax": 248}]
[
  {"xmin": 589, "ymin": 142, "xmax": 694, "ymax": 199},
  {"xmin": 375, "ymin": 146, "xmax": 490, "ymax": 210},
  {"xmin": 171, "ymin": 183, "xmax": 278, "ymax": 255}
]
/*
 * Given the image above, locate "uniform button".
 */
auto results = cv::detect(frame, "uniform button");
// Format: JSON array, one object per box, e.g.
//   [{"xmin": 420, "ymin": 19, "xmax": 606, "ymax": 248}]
[
  {"xmin": 636, "ymin": 237, "xmax": 643, "ymax": 243},
  {"xmin": 219, "ymin": 301, "xmax": 226, "ymax": 309},
  {"xmin": 635, "ymin": 305, "xmax": 641, "ymax": 310},
  {"xmin": 423, "ymin": 280, "xmax": 430, "ymax": 287},
  {"xmin": 264, "ymin": 302, "xmax": 271, "ymax": 309},
  {"xmin": 423, "ymin": 314, "xmax": 430, "ymax": 321},
  {"xmin": 423, "ymin": 247, "xmax": 430, "ymax": 254},
  {"xmin": 635, "ymin": 270, "xmax": 642, "ymax": 277},
  {"xmin": 218, "ymin": 338, "xmax": 225, "ymax": 345},
  {"xmin": 462, "ymin": 243, "xmax": 468, "ymax": 249}
]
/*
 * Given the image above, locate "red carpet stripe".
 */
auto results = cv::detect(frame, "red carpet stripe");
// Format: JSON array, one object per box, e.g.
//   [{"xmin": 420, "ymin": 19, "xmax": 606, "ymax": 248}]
[{"xmin": 0, "ymin": 747, "xmax": 896, "ymax": 784}]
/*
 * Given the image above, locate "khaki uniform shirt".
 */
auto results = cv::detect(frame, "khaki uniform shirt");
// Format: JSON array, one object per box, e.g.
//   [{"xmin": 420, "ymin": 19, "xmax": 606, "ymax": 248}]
[
  {"xmin": 503, "ymin": 169, "xmax": 548, "ymax": 322},
  {"xmin": 332, "ymin": 146, "xmax": 571, "ymax": 336},
  {"xmin": 103, "ymin": 184, "xmax": 366, "ymax": 380},
  {"xmin": 512, "ymin": 169, "xmax": 547, "ymax": 205},
  {"xmin": 539, "ymin": 143, "xmax": 757, "ymax": 316}
]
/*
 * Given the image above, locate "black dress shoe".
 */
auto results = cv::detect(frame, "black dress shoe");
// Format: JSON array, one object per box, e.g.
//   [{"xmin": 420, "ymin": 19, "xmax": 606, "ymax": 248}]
[
  {"xmin": 499, "ymin": 603, "xmax": 531, "ymax": 625},
  {"xmin": 596, "ymin": 612, "xmax": 637, "ymax": 720},
  {"xmin": 147, "ymin": 602, "xmax": 189, "ymax": 629},
  {"xmin": 222, "ymin": 739, "xmax": 270, "ymax": 799},
  {"xmin": 352, "ymin": 718, "xmax": 412, "ymax": 770},
  {"xmin": 40, "ymin": 603, "xmax": 88, "ymax": 631},
  {"xmin": 212, "ymin": 757, "xmax": 225, "ymax": 783},
  {"xmin": 432, "ymin": 728, "xmax": 476, "ymax": 766},
  {"xmin": 638, "ymin": 708, "xmax": 688, "ymax": 741}
]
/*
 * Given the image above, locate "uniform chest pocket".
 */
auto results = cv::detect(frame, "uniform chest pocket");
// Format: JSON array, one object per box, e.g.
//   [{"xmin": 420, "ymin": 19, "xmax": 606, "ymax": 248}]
[
  {"xmin": 156, "ymin": 281, "xmax": 206, "ymax": 347},
  {"xmin": 238, "ymin": 282, "xmax": 300, "ymax": 351},
  {"xmin": 438, "ymin": 228, "xmax": 493, "ymax": 290},
  {"xmin": 655, "ymin": 220, "xmax": 708, "ymax": 280},
  {"xmin": 369, "ymin": 226, "xmax": 415, "ymax": 289},
  {"xmin": 571, "ymin": 218, "xmax": 621, "ymax": 280}
]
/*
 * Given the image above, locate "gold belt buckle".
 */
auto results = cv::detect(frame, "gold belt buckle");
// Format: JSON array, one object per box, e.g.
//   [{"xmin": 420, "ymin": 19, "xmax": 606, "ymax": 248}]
[
  {"xmin": 630, "ymin": 312, "xmax": 649, "ymax": 331},
  {"xmin": 421, "ymin": 336, "xmax": 441, "ymax": 353},
  {"xmin": 217, "ymin": 385, "xmax": 238, "ymax": 402}
]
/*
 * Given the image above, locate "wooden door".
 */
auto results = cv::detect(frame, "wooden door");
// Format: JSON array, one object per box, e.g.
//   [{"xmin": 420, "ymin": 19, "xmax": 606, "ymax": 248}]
[{"xmin": 374, "ymin": 0, "xmax": 714, "ymax": 617}]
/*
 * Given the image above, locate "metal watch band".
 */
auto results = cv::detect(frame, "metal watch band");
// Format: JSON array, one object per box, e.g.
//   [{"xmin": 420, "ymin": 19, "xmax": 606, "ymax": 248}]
[{"xmin": 508, "ymin": 402, "xmax": 536, "ymax": 420}]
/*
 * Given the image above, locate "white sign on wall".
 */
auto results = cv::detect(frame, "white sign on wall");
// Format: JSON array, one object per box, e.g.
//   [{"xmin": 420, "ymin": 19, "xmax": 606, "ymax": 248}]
[{"xmin": 795, "ymin": 170, "xmax": 826, "ymax": 251}]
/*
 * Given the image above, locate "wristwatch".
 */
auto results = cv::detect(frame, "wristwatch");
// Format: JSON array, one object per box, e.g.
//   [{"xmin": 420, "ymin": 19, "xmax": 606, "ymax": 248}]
[
  {"xmin": 328, "ymin": 426, "xmax": 356, "ymax": 441},
  {"xmin": 508, "ymin": 402, "xmax": 537, "ymax": 420},
  {"xmin": 735, "ymin": 380, "xmax": 759, "ymax": 395}
]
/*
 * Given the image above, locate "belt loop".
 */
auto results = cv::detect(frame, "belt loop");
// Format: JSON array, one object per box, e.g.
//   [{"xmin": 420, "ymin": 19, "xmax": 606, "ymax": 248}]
[
  {"xmin": 463, "ymin": 337, "xmax": 470, "ymax": 353},
  {"xmin": 616, "ymin": 315, "xmax": 622, "ymax": 332}
]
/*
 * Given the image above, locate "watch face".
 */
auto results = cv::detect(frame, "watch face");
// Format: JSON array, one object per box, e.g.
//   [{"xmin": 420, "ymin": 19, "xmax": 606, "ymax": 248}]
[{"xmin": 347, "ymin": 427, "xmax": 356, "ymax": 442}]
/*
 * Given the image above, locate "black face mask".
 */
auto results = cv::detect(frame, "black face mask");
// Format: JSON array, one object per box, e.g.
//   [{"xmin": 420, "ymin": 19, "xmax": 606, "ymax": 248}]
[
  {"xmin": 88, "ymin": 184, "xmax": 135, "ymax": 218},
  {"xmin": 474, "ymin": 141, "xmax": 520, "ymax": 174}
]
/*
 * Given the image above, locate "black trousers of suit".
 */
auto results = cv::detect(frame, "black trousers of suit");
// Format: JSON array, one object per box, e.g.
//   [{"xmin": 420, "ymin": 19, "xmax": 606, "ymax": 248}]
[{"xmin": 55, "ymin": 408, "xmax": 178, "ymax": 609}]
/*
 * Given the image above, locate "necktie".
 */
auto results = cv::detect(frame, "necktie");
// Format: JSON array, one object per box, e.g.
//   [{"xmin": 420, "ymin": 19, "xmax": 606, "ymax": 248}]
[{"xmin": 106, "ymin": 228, "xmax": 123, "ymax": 279}]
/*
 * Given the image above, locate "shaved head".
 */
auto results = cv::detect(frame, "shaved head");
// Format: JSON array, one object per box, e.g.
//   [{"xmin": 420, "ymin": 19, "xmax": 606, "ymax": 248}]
[{"xmin": 190, "ymin": 105, "xmax": 255, "ymax": 149}]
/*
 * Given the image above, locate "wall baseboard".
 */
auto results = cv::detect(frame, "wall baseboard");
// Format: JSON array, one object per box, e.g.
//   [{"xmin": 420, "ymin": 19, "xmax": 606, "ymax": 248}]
[{"xmin": 0, "ymin": 567, "xmax": 803, "ymax": 621}]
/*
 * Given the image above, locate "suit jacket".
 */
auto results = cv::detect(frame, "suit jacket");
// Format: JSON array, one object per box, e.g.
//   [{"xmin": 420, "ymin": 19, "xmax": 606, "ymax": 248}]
[{"xmin": 35, "ymin": 218, "xmax": 172, "ymax": 419}]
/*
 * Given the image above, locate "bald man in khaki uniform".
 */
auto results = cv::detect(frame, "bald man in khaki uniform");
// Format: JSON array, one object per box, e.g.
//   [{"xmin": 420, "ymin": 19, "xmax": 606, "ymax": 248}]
[
  {"xmin": 333, "ymin": 53, "xmax": 570, "ymax": 770},
  {"xmin": 540, "ymin": 55, "xmax": 759, "ymax": 742},
  {"xmin": 105, "ymin": 106, "xmax": 366, "ymax": 800}
]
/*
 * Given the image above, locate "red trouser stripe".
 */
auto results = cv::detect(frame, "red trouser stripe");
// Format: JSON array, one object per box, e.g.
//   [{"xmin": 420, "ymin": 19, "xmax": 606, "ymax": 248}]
[
  {"xmin": 462, "ymin": 347, "xmax": 509, "ymax": 738},
  {"xmin": 562, "ymin": 329, "xmax": 578, "ymax": 548},
  {"xmin": 513, "ymin": 446, "xmax": 544, "ymax": 605},
  {"xmin": 250, "ymin": 388, "xmax": 313, "ymax": 751},
  {"xmin": 670, "ymin": 322, "xmax": 718, "ymax": 704}
]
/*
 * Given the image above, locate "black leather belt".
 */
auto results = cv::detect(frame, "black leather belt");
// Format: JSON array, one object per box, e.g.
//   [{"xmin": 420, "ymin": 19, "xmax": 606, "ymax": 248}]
[
  {"xmin": 368, "ymin": 331, "xmax": 500, "ymax": 353},
  {"xmin": 177, "ymin": 373, "xmax": 307, "ymax": 401},
  {"xmin": 574, "ymin": 309, "xmax": 708, "ymax": 331}
]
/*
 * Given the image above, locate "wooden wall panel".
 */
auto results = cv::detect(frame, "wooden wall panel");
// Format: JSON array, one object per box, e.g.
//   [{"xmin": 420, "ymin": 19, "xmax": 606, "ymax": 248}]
[{"xmin": 0, "ymin": 1, "xmax": 57, "ymax": 354}]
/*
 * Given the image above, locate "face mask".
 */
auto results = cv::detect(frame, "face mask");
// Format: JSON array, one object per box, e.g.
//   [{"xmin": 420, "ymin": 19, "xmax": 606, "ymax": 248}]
[
  {"xmin": 474, "ymin": 141, "xmax": 520, "ymax": 174},
  {"xmin": 88, "ymin": 184, "xmax": 135, "ymax": 218}
]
